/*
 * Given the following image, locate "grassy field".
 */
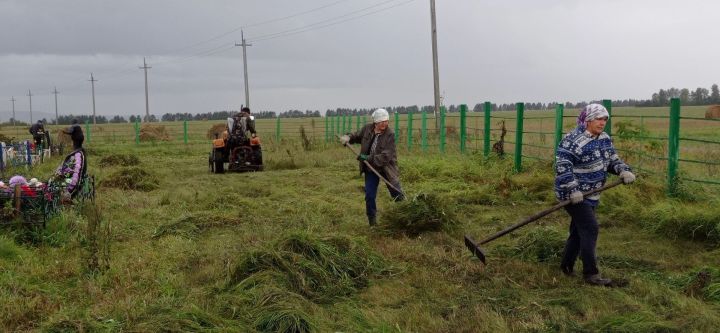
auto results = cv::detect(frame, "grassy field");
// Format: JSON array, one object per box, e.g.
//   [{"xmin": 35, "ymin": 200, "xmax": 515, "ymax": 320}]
[{"xmin": 1, "ymin": 131, "xmax": 719, "ymax": 331}]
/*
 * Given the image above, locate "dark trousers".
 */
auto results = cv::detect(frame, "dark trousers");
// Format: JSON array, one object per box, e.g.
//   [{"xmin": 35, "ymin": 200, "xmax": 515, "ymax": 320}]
[
  {"xmin": 561, "ymin": 203, "xmax": 600, "ymax": 276},
  {"xmin": 364, "ymin": 171, "xmax": 404, "ymax": 218}
]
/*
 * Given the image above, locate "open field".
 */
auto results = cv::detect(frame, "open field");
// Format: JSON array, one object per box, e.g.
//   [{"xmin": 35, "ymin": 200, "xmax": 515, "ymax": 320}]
[{"xmin": 1, "ymin": 134, "xmax": 719, "ymax": 331}]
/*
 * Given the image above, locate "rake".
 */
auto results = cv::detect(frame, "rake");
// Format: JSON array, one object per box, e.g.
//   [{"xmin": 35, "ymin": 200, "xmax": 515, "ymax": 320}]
[{"xmin": 464, "ymin": 179, "xmax": 623, "ymax": 264}]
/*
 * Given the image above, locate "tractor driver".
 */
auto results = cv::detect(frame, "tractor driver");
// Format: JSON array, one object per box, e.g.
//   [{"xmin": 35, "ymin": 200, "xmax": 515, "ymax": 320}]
[{"xmin": 239, "ymin": 107, "xmax": 257, "ymax": 139}]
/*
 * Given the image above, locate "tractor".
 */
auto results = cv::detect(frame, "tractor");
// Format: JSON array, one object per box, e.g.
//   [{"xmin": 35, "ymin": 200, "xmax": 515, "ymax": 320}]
[{"xmin": 209, "ymin": 117, "xmax": 263, "ymax": 173}]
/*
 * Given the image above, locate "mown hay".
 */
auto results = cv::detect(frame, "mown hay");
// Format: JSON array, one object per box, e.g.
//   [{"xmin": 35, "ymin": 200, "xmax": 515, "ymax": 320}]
[
  {"xmin": 139, "ymin": 124, "xmax": 170, "ymax": 142},
  {"xmin": 508, "ymin": 227, "xmax": 566, "ymax": 262},
  {"xmin": 152, "ymin": 212, "xmax": 241, "ymax": 239},
  {"xmin": 706, "ymin": 105, "xmax": 720, "ymax": 119},
  {"xmin": 228, "ymin": 232, "xmax": 388, "ymax": 303},
  {"xmin": 98, "ymin": 153, "xmax": 140, "ymax": 167},
  {"xmin": 584, "ymin": 311, "xmax": 680, "ymax": 332},
  {"xmin": 640, "ymin": 201, "xmax": 720, "ymax": 243},
  {"xmin": 207, "ymin": 123, "xmax": 227, "ymax": 139},
  {"xmin": 382, "ymin": 192, "xmax": 459, "ymax": 236},
  {"xmin": 102, "ymin": 167, "xmax": 159, "ymax": 191},
  {"xmin": 56, "ymin": 131, "xmax": 72, "ymax": 146}
]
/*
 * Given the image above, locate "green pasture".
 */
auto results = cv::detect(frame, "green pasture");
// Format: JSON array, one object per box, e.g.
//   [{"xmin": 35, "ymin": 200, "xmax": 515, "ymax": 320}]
[{"xmin": 1, "ymin": 134, "xmax": 719, "ymax": 331}]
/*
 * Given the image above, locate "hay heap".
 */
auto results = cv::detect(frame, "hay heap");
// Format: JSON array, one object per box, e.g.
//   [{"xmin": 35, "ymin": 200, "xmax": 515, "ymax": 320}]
[
  {"xmin": 139, "ymin": 124, "xmax": 170, "ymax": 142},
  {"xmin": 207, "ymin": 123, "xmax": 227, "ymax": 139},
  {"xmin": 706, "ymin": 105, "xmax": 720, "ymax": 119},
  {"xmin": 98, "ymin": 153, "xmax": 140, "ymax": 167},
  {"xmin": 56, "ymin": 131, "xmax": 72, "ymax": 146},
  {"xmin": 102, "ymin": 167, "xmax": 159, "ymax": 191},
  {"xmin": 382, "ymin": 192, "xmax": 458, "ymax": 236},
  {"xmin": 508, "ymin": 227, "xmax": 566, "ymax": 262}
]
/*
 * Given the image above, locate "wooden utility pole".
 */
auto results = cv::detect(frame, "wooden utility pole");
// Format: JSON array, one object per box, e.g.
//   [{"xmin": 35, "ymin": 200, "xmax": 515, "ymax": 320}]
[
  {"xmin": 235, "ymin": 30, "xmax": 252, "ymax": 109},
  {"xmin": 27, "ymin": 90, "xmax": 33, "ymax": 123},
  {"xmin": 53, "ymin": 87, "xmax": 60, "ymax": 125},
  {"xmin": 140, "ymin": 57, "xmax": 151, "ymax": 122},
  {"xmin": 430, "ymin": 0, "xmax": 441, "ymax": 127},
  {"xmin": 89, "ymin": 73, "xmax": 98, "ymax": 125}
]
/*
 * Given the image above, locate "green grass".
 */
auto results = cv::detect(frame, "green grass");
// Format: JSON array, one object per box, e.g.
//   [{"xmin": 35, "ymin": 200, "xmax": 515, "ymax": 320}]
[{"xmin": 0, "ymin": 136, "xmax": 719, "ymax": 332}]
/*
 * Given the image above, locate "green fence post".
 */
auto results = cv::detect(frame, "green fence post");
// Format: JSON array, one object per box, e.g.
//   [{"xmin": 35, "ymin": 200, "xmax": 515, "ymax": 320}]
[
  {"xmin": 421, "ymin": 110, "xmax": 428, "ymax": 152},
  {"xmin": 336, "ymin": 115, "xmax": 341, "ymax": 136},
  {"xmin": 460, "ymin": 104, "xmax": 467, "ymax": 154},
  {"xmin": 602, "ymin": 99, "xmax": 612, "ymax": 137},
  {"xmin": 394, "ymin": 112, "xmax": 400, "ymax": 145},
  {"xmin": 85, "ymin": 120, "xmax": 91, "ymax": 144},
  {"xmin": 407, "ymin": 112, "xmax": 414, "ymax": 151},
  {"xmin": 134, "ymin": 118, "xmax": 140, "ymax": 145},
  {"xmin": 356, "ymin": 114, "xmax": 360, "ymax": 131},
  {"xmin": 325, "ymin": 116, "xmax": 329, "ymax": 142},
  {"xmin": 276, "ymin": 116, "xmax": 281, "ymax": 142},
  {"xmin": 514, "ymin": 103, "xmax": 525, "ymax": 172},
  {"xmin": 183, "ymin": 120, "xmax": 188, "ymax": 144},
  {"xmin": 342, "ymin": 114, "xmax": 347, "ymax": 133},
  {"xmin": 667, "ymin": 98, "xmax": 680, "ymax": 196},
  {"xmin": 554, "ymin": 104, "xmax": 564, "ymax": 153},
  {"xmin": 483, "ymin": 102, "xmax": 491, "ymax": 157},
  {"xmin": 439, "ymin": 106, "xmax": 446, "ymax": 153}
]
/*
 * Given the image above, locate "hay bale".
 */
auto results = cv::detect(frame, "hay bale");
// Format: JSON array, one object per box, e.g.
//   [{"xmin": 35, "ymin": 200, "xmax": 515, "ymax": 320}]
[
  {"xmin": 207, "ymin": 123, "xmax": 227, "ymax": 139},
  {"xmin": 382, "ymin": 193, "xmax": 459, "ymax": 236},
  {"xmin": 139, "ymin": 124, "xmax": 170, "ymax": 142},
  {"xmin": 706, "ymin": 105, "xmax": 720, "ymax": 119}
]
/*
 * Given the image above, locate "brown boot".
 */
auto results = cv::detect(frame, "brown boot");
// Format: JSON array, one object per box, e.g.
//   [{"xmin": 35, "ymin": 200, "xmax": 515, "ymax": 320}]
[{"xmin": 584, "ymin": 274, "xmax": 613, "ymax": 286}]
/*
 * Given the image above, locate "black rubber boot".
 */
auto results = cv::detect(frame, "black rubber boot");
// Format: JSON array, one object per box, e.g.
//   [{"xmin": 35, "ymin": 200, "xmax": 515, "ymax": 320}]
[
  {"xmin": 368, "ymin": 216, "xmax": 377, "ymax": 226},
  {"xmin": 584, "ymin": 274, "xmax": 613, "ymax": 286}
]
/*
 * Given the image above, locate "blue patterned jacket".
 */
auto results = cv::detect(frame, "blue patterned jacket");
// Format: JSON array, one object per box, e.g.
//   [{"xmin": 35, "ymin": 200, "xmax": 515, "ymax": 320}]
[{"xmin": 554, "ymin": 127, "xmax": 630, "ymax": 206}]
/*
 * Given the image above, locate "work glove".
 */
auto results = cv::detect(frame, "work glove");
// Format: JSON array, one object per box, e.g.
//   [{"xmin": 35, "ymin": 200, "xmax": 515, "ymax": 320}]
[
  {"xmin": 339, "ymin": 135, "xmax": 350, "ymax": 145},
  {"xmin": 358, "ymin": 154, "xmax": 369, "ymax": 161},
  {"xmin": 619, "ymin": 171, "xmax": 636, "ymax": 185},
  {"xmin": 569, "ymin": 190, "xmax": 584, "ymax": 204}
]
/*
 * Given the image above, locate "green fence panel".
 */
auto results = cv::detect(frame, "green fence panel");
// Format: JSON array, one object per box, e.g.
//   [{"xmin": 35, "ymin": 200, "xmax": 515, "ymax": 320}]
[
  {"xmin": 394, "ymin": 112, "xmax": 399, "ymax": 145},
  {"xmin": 183, "ymin": 120, "xmax": 188, "ymax": 144},
  {"xmin": 484, "ymin": 101, "xmax": 491, "ymax": 157},
  {"xmin": 356, "ymin": 114, "xmax": 361, "ymax": 131},
  {"xmin": 336, "ymin": 115, "xmax": 341, "ymax": 136},
  {"xmin": 602, "ymin": 99, "xmax": 612, "ymax": 137},
  {"xmin": 514, "ymin": 103, "xmax": 525, "ymax": 172},
  {"xmin": 134, "ymin": 119, "xmax": 140, "ymax": 145},
  {"xmin": 342, "ymin": 114, "xmax": 347, "ymax": 133},
  {"xmin": 440, "ymin": 106, "xmax": 446, "ymax": 153},
  {"xmin": 667, "ymin": 98, "xmax": 680, "ymax": 196},
  {"xmin": 460, "ymin": 104, "xmax": 467, "ymax": 154},
  {"xmin": 407, "ymin": 112, "xmax": 414, "ymax": 151},
  {"xmin": 554, "ymin": 104, "xmax": 564, "ymax": 153},
  {"xmin": 421, "ymin": 110, "xmax": 428, "ymax": 152},
  {"xmin": 325, "ymin": 116, "xmax": 329, "ymax": 142}
]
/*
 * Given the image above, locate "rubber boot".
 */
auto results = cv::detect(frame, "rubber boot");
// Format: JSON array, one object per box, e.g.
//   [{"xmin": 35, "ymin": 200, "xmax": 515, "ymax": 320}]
[
  {"xmin": 368, "ymin": 216, "xmax": 377, "ymax": 226},
  {"xmin": 584, "ymin": 274, "xmax": 613, "ymax": 286}
]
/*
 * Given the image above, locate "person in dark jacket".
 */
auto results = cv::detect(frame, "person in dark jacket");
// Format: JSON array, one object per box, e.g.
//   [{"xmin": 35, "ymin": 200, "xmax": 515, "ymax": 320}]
[
  {"xmin": 340, "ymin": 108, "xmax": 404, "ymax": 226},
  {"xmin": 555, "ymin": 103, "xmax": 635, "ymax": 286},
  {"xmin": 29, "ymin": 120, "xmax": 45, "ymax": 147},
  {"xmin": 62, "ymin": 119, "xmax": 84, "ymax": 150}
]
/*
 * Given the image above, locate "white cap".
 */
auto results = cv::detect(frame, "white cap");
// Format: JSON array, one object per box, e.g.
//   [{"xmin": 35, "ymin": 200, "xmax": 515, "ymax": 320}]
[{"xmin": 372, "ymin": 108, "xmax": 389, "ymax": 123}]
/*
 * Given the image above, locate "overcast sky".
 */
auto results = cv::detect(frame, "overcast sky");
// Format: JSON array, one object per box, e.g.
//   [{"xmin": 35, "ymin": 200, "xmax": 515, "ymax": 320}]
[{"xmin": 1, "ymin": 0, "xmax": 719, "ymax": 121}]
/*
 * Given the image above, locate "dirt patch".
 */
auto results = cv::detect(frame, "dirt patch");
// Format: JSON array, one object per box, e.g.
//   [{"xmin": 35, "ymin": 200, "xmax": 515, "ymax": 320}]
[
  {"xmin": 706, "ymin": 105, "xmax": 720, "ymax": 119},
  {"xmin": 139, "ymin": 124, "xmax": 170, "ymax": 142},
  {"xmin": 207, "ymin": 123, "xmax": 227, "ymax": 139}
]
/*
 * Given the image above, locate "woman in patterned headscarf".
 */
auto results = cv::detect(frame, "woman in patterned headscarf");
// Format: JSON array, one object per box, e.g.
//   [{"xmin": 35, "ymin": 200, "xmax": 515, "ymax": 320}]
[{"xmin": 555, "ymin": 103, "xmax": 636, "ymax": 286}]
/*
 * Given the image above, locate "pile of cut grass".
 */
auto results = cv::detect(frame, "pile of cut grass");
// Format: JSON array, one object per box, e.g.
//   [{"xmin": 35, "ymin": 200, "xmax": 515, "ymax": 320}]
[
  {"xmin": 382, "ymin": 192, "xmax": 458, "ymax": 236},
  {"xmin": 504, "ymin": 227, "xmax": 566, "ymax": 262},
  {"xmin": 98, "ymin": 153, "xmax": 141, "ymax": 167},
  {"xmin": 152, "ymin": 212, "xmax": 241, "ymax": 239},
  {"xmin": 101, "ymin": 167, "xmax": 159, "ymax": 191},
  {"xmin": 640, "ymin": 200, "xmax": 720, "ymax": 244},
  {"xmin": 139, "ymin": 124, "xmax": 171, "ymax": 142}
]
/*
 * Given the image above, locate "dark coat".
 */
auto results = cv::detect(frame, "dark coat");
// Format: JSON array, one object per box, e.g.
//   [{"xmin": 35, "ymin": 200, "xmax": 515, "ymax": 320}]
[{"xmin": 347, "ymin": 123, "xmax": 400, "ymax": 184}]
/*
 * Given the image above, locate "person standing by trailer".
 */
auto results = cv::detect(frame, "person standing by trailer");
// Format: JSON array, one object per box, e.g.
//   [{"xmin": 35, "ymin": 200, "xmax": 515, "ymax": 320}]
[{"xmin": 340, "ymin": 108, "xmax": 404, "ymax": 226}]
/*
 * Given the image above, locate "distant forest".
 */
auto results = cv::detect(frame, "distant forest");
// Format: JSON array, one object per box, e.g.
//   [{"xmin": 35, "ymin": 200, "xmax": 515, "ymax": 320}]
[{"xmin": 5, "ymin": 84, "xmax": 719, "ymax": 125}]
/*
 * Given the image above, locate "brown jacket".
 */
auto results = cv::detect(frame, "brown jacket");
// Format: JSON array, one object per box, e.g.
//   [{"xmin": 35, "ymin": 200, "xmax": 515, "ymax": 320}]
[{"xmin": 348, "ymin": 123, "xmax": 400, "ymax": 184}]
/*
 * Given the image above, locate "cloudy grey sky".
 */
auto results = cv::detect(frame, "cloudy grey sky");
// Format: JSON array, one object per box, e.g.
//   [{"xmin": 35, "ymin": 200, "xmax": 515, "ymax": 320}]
[{"xmin": 1, "ymin": 0, "xmax": 719, "ymax": 121}]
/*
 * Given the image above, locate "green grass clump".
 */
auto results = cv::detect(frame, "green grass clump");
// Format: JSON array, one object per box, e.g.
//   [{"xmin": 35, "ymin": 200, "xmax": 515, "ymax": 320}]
[
  {"xmin": 98, "ymin": 153, "xmax": 141, "ymax": 167},
  {"xmin": 229, "ymin": 232, "xmax": 388, "ymax": 303},
  {"xmin": 382, "ymin": 192, "xmax": 458, "ymax": 236},
  {"xmin": 0, "ymin": 236, "xmax": 23, "ymax": 260},
  {"xmin": 152, "ymin": 212, "xmax": 241, "ymax": 239},
  {"xmin": 640, "ymin": 201, "xmax": 720, "ymax": 243},
  {"xmin": 506, "ymin": 227, "xmax": 566, "ymax": 262},
  {"xmin": 584, "ymin": 311, "xmax": 680, "ymax": 333},
  {"xmin": 101, "ymin": 166, "xmax": 159, "ymax": 191}
]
